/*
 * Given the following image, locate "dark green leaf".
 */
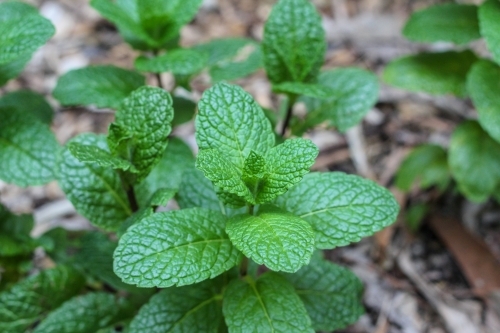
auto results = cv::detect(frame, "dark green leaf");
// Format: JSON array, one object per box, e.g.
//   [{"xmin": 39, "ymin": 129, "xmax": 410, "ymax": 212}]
[
  {"xmin": 272, "ymin": 82, "xmax": 332, "ymax": 99},
  {"xmin": 172, "ymin": 96, "xmax": 196, "ymax": 126},
  {"xmin": 0, "ymin": 54, "xmax": 30, "ymax": 86},
  {"xmin": 479, "ymin": 0, "xmax": 500, "ymax": 65},
  {"xmin": 0, "ymin": 90, "xmax": 53, "ymax": 124}
]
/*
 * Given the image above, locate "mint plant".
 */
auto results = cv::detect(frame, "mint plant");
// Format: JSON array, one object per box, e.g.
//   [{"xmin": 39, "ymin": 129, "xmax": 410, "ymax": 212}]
[{"xmin": 386, "ymin": 1, "xmax": 500, "ymax": 205}]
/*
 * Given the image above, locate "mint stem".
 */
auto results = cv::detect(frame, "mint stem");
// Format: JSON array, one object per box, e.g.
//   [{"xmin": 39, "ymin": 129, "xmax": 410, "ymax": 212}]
[
  {"xmin": 126, "ymin": 186, "xmax": 139, "ymax": 212},
  {"xmin": 280, "ymin": 94, "xmax": 297, "ymax": 137}
]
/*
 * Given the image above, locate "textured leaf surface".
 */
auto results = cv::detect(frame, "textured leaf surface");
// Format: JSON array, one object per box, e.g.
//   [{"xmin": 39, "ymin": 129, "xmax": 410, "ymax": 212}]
[
  {"xmin": 301, "ymin": 68, "xmax": 379, "ymax": 132},
  {"xmin": 58, "ymin": 134, "xmax": 131, "ymax": 231},
  {"xmin": 115, "ymin": 86, "xmax": 173, "ymax": 182},
  {"xmin": 395, "ymin": 144, "xmax": 450, "ymax": 191},
  {"xmin": 403, "ymin": 4, "xmax": 480, "ymax": 45},
  {"xmin": 479, "ymin": 0, "xmax": 500, "ymax": 65},
  {"xmin": 448, "ymin": 121, "xmax": 500, "ymax": 202},
  {"xmin": 53, "ymin": 65, "xmax": 145, "ymax": 109},
  {"xmin": 226, "ymin": 206, "xmax": 314, "ymax": 272},
  {"xmin": 0, "ymin": 54, "xmax": 30, "ymax": 86},
  {"xmin": 262, "ymin": 0, "xmax": 325, "ymax": 84},
  {"xmin": 0, "ymin": 90, "xmax": 53, "ymax": 124},
  {"xmin": 467, "ymin": 60, "xmax": 500, "ymax": 144},
  {"xmin": 281, "ymin": 254, "xmax": 364, "ymax": 331},
  {"xmin": 68, "ymin": 142, "xmax": 135, "ymax": 171},
  {"xmin": 0, "ymin": 109, "xmax": 59, "ymax": 186},
  {"xmin": 257, "ymin": 138, "xmax": 318, "ymax": 203},
  {"xmin": 196, "ymin": 82, "xmax": 275, "ymax": 168},
  {"xmin": 274, "ymin": 172, "xmax": 399, "ymax": 249},
  {"xmin": 223, "ymin": 272, "xmax": 313, "ymax": 333},
  {"xmin": 114, "ymin": 208, "xmax": 241, "ymax": 287},
  {"xmin": 129, "ymin": 279, "xmax": 225, "ymax": 333},
  {"xmin": 135, "ymin": 48, "xmax": 207, "ymax": 75},
  {"xmin": 383, "ymin": 50, "xmax": 478, "ymax": 97},
  {"xmin": 33, "ymin": 293, "xmax": 119, "ymax": 333},
  {"xmin": 273, "ymin": 82, "xmax": 332, "ymax": 99},
  {"xmin": 0, "ymin": 266, "xmax": 85, "ymax": 333}
]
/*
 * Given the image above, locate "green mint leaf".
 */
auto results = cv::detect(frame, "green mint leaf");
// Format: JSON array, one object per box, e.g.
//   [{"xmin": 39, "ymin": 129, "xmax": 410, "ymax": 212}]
[
  {"xmin": 403, "ymin": 4, "xmax": 480, "ymax": 45},
  {"xmin": 33, "ymin": 292, "xmax": 120, "ymax": 333},
  {"xmin": 177, "ymin": 167, "xmax": 223, "ymax": 211},
  {"xmin": 114, "ymin": 208, "xmax": 241, "ymax": 287},
  {"xmin": 135, "ymin": 48, "xmax": 208, "ymax": 75},
  {"xmin": 0, "ymin": 205, "xmax": 36, "ymax": 257},
  {"xmin": 196, "ymin": 149, "xmax": 255, "ymax": 204},
  {"xmin": 256, "ymin": 138, "xmax": 318, "ymax": 204},
  {"xmin": 479, "ymin": 0, "xmax": 500, "ymax": 65},
  {"xmin": 117, "ymin": 207, "xmax": 153, "ymax": 238},
  {"xmin": 281, "ymin": 254, "xmax": 364, "ymax": 331},
  {"xmin": 300, "ymin": 68, "xmax": 379, "ymax": 132},
  {"xmin": 243, "ymin": 150, "xmax": 267, "ymax": 180},
  {"xmin": 0, "ymin": 265, "xmax": 85, "ymax": 333},
  {"xmin": 226, "ymin": 205, "xmax": 315, "ymax": 272},
  {"xmin": 0, "ymin": 7, "xmax": 54, "ymax": 65},
  {"xmin": 68, "ymin": 142, "xmax": 136, "ymax": 172},
  {"xmin": 262, "ymin": 0, "xmax": 325, "ymax": 84},
  {"xmin": 0, "ymin": 90, "xmax": 53, "ymax": 124},
  {"xmin": 115, "ymin": 86, "xmax": 174, "ymax": 182},
  {"xmin": 148, "ymin": 188, "xmax": 177, "ymax": 207},
  {"xmin": 209, "ymin": 48, "xmax": 262, "ymax": 82},
  {"xmin": 106, "ymin": 123, "xmax": 133, "ymax": 158},
  {"xmin": 274, "ymin": 172, "xmax": 399, "ymax": 249},
  {"xmin": 383, "ymin": 50, "xmax": 478, "ymax": 97},
  {"xmin": 467, "ymin": 60, "xmax": 500, "ymax": 144},
  {"xmin": 0, "ymin": 2, "xmax": 38, "ymax": 19},
  {"xmin": 223, "ymin": 272, "xmax": 314, "ymax": 333},
  {"xmin": 172, "ymin": 96, "xmax": 196, "ymax": 126},
  {"xmin": 448, "ymin": 121, "xmax": 500, "ymax": 202},
  {"xmin": 196, "ymin": 82, "xmax": 275, "ymax": 168},
  {"xmin": 58, "ymin": 133, "xmax": 131, "ymax": 231},
  {"xmin": 0, "ymin": 109, "xmax": 59, "ymax": 186},
  {"xmin": 129, "ymin": 279, "xmax": 225, "ymax": 333},
  {"xmin": 194, "ymin": 38, "xmax": 254, "ymax": 66},
  {"xmin": 272, "ymin": 82, "xmax": 332, "ymax": 99},
  {"xmin": 0, "ymin": 54, "xmax": 30, "ymax": 87},
  {"xmin": 395, "ymin": 144, "xmax": 450, "ymax": 192},
  {"xmin": 53, "ymin": 65, "xmax": 145, "ymax": 109}
]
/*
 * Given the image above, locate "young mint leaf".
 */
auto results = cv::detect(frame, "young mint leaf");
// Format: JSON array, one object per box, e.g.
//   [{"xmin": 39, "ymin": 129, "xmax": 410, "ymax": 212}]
[
  {"xmin": 281, "ymin": 254, "xmax": 364, "ymax": 332},
  {"xmin": 0, "ymin": 90, "xmax": 53, "ymax": 124},
  {"xmin": 226, "ymin": 205, "xmax": 315, "ymax": 272},
  {"xmin": 209, "ymin": 45, "xmax": 262, "ymax": 82},
  {"xmin": 256, "ymin": 138, "xmax": 318, "ymax": 203},
  {"xmin": 395, "ymin": 144, "xmax": 450, "ymax": 192},
  {"xmin": 53, "ymin": 65, "xmax": 145, "ymax": 109},
  {"xmin": 115, "ymin": 86, "xmax": 174, "ymax": 182},
  {"xmin": 479, "ymin": 0, "xmax": 500, "ymax": 65},
  {"xmin": 274, "ymin": 172, "xmax": 399, "ymax": 249},
  {"xmin": 33, "ymin": 292, "xmax": 120, "ymax": 333},
  {"xmin": 272, "ymin": 82, "xmax": 332, "ymax": 99},
  {"xmin": 114, "ymin": 208, "xmax": 241, "ymax": 287},
  {"xmin": 223, "ymin": 272, "xmax": 314, "ymax": 333},
  {"xmin": 300, "ymin": 68, "xmax": 379, "ymax": 132},
  {"xmin": 0, "ymin": 109, "xmax": 59, "ymax": 186},
  {"xmin": 449, "ymin": 121, "xmax": 500, "ymax": 202},
  {"xmin": 196, "ymin": 82, "xmax": 275, "ymax": 168},
  {"xmin": 135, "ymin": 48, "xmax": 208, "ymax": 75},
  {"xmin": 68, "ymin": 142, "xmax": 136, "ymax": 172},
  {"xmin": 58, "ymin": 133, "xmax": 131, "ymax": 231},
  {"xmin": 467, "ymin": 60, "xmax": 500, "ymax": 144},
  {"xmin": 0, "ymin": 265, "xmax": 85, "ymax": 333},
  {"xmin": 0, "ymin": 54, "xmax": 31, "ymax": 87},
  {"xmin": 383, "ymin": 50, "xmax": 478, "ymax": 97},
  {"xmin": 196, "ymin": 149, "xmax": 255, "ymax": 204},
  {"xmin": 129, "ymin": 279, "xmax": 225, "ymax": 333},
  {"xmin": 403, "ymin": 4, "xmax": 480, "ymax": 45},
  {"xmin": 106, "ymin": 123, "xmax": 133, "ymax": 158},
  {"xmin": 262, "ymin": 0, "xmax": 325, "ymax": 84},
  {"xmin": 243, "ymin": 150, "xmax": 267, "ymax": 180}
]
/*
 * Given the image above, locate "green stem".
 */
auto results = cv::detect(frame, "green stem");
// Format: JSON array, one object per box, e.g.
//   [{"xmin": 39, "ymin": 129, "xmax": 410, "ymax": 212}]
[
  {"xmin": 126, "ymin": 186, "xmax": 139, "ymax": 213},
  {"xmin": 247, "ymin": 205, "xmax": 254, "ymax": 215},
  {"xmin": 152, "ymin": 49, "xmax": 164, "ymax": 89},
  {"xmin": 239, "ymin": 256, "xmax": 248, "ymax": 277},
  {"xmin": 280, "ymin": 94, "xmax": 297, "ymax": 137}
]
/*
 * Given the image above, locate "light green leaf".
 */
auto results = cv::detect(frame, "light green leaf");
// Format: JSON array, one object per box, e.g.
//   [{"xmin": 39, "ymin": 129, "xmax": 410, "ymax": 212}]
[
  {"xmin": 58, "ymin": 133, "xmax": 131, "ymax": 231},
  {"xmin": 33, "ymin": 293, "xmax": 120, "ymax": 333},
  {"xmin": 0, "ymin": 54, "xmax": 30, "ymax": 86},
  {"xmin": 106, "ymin": 123, "xmax": 133, "ymax": 158},
  {"xmin": 0, "ymin": 2, "xmax": 38, "ymax": 20},
  {"xmin": 274, "ymin": 172, "xmax": 399, "ymax": 249},
  {"xmin": 281, "ymin": 254, "xmax": 364, "ymax": 332},
  {"xmin": 196, "ymin": 149, "xmax": 255, "ymax": 204},
  {"xmin": 0, "ymin": 265, "xmax": 85, "ymax": 333},
  {"xmin": 479, "ymin": 0, "xmax": 500, "ymax": 65},
  {"xmin": 395, "ymin": 144, "xmax": 450, "ymax": 192},
  {"xmin": 403, "ymin": 4, "xmax": 480, "ymax": 45},
  {"xmin": 448, "ymin": 121, "xmax": 500, "ymax": 202},
  {"xmin": 68, "ymin": 142, "xmax": 136, "ymax": 172},
  {"xmin": 115, "ymin": 86, "xmax": 174, "ymax": 182},
  {"xmin": 383, "ymin": 50, "xmax": 478, "ymax": 97},
  {"xmin": 53, "ymin": 65, "xmax": 145, "ymax": 109},
  {"xmin": 262, "ymin": 0, "xmax": 325, "ymax": 84},
  {"xmin": 114, "ymin": 208, "xmax": 241, "ymax": 287},
  {"xmin": 467, "ymin": 60, "xmax": 500, "ymax": 144},
  {"xmin": 256, "ymin": 138, "xmax": 318, "ymax": 203},
  {"xmin": 223, "ymin": 272, "xmax": 314, "ymax": 333},
  {"xmin": 273, "ymin": 82, "xmax": 332, "ymax": 99},
  {"xmin": 129, "ymin": 279, "xmax": 225, "ymax": 333},
  {"xmin": 0, "ymin": 109, "xmax": 59, "ymax": 186},
  {"xmin": 196, "ymin": 82, "xmax": 275, "ymax": 168},
  {"xmin": 242, "ymin": 150, "xmax": 267, "ymax": 180},
  {"xmin": 300, "ymin": 68, "xmax": 379, "ymax": 132},
  {"xmin": 0, "ymin": 90, "xmax": 53, "ymax": 124},
  {"xmin": 135, "ymin": 48, "xmax": 207, "ymax": 75},
  {"xmin": 226, "ymin": 206, "xmax": 314, "ymax": 272}
]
